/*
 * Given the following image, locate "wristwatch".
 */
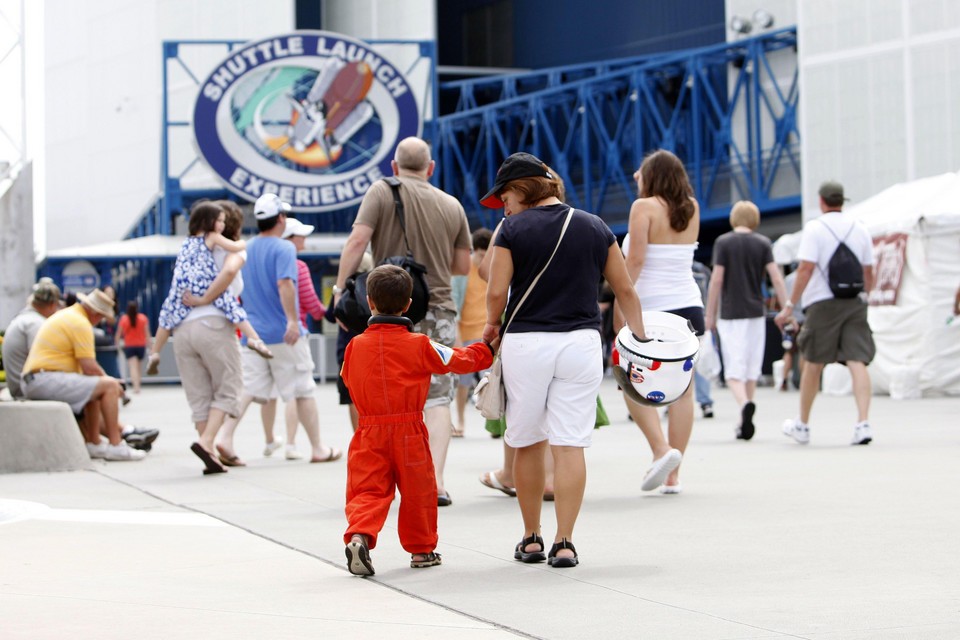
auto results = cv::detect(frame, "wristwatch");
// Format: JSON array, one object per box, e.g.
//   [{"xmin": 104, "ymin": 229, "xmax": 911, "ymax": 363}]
[{"xmin": 332, "ymin": 285, "xmax": 343, "ymax": 295}]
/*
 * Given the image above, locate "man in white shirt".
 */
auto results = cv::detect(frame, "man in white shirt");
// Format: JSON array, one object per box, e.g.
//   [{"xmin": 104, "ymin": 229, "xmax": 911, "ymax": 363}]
[{"xmin": 775, "ymin": 180, "xmax": 875, "ymax": 445}]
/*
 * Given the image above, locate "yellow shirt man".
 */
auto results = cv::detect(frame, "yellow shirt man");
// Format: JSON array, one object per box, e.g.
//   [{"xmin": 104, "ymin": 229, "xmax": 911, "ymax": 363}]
[{"xmin": 23, "ymin": 303, "xmax": 96, "ymax": 375}]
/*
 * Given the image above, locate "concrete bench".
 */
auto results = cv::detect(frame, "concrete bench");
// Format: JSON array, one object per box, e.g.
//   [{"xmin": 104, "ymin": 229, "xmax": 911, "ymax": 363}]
[{"xmin": 0, "ymin": 401, "xmax": 92, "ymax": 473}]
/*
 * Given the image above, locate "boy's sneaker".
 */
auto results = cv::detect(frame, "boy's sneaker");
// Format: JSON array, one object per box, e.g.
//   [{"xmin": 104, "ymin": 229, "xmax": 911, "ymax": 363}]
[
  {"xmin": 701, "ymin": 403, "xmax": 714, "ymax": 418},
  {"xmin": 851, "ymin": 421, "xmax": 872, "ymax": 445},
  {"xmin": 86, "ymin": 441, "xmax": 109, "ymax": 459},
  {"xmin": 781, "ymin": 418, "xmax": 810, "ymax": 444},
  {"xmin": 345, "ymin": 539, "xmax": 375, "ymax": 576},
  {"xmin": 104, "ymin": 442, "xmax": 147, "ymax": 461}
]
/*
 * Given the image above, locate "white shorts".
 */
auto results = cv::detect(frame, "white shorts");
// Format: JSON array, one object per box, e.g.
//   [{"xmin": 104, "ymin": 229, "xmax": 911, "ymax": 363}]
[
  {"xmin": 502, "ymin": 329, "xmax": 603, "ymax": 448},
  {"xmin": 242, "ymin": 338, "xmax": 316, "ymax": 402},
  {"xmin": 717, "ymin": 316, "xmax": 766, "ymax": 382}
]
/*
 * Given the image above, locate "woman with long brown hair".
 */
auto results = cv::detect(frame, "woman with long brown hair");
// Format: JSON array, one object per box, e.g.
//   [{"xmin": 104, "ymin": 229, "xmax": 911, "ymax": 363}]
[{"xmin": 621, "ymin": 149, "xmax": 703, "ymax": 494}]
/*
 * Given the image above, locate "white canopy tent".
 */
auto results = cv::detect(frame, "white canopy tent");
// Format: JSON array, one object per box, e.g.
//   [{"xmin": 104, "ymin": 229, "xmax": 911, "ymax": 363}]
[{"xmin": 772, "ymin": 172, "xmax": 960, "ymax": 397}]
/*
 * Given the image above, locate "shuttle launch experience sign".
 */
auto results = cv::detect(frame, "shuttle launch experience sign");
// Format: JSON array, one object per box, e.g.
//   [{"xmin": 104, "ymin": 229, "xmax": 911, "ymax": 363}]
[{"xmin": 193, "ymin": 31, "xmax": 422, "ymax": 211}]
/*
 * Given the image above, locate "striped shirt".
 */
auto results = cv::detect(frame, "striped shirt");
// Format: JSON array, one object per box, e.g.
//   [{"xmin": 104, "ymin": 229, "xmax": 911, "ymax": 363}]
[{"xmin": 296, "ymin": 259, "xmax": 325, "ymax": 329}]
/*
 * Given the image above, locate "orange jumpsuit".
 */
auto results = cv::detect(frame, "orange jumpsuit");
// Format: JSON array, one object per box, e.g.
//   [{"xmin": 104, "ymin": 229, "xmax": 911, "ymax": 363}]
[{"xmin": 341, "ymin": 317, "xmax": 493, "ymax": 553}]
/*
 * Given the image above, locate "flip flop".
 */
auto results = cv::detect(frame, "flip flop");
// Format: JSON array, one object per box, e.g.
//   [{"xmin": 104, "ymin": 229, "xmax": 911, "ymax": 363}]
[
  {"xmin": 660, "ymin": 483, "xmax": 683, "ymax": 495},
  {"xmin": 479, "ymin": 470, "xmax": 516, "ymax": 497},
  {"xmin": 191, "ymin": 442, "xmax": 227, "ymax": 475},
  {"xmin": 246, "ymin": 339, "xmax": 274, "ymax": 359},
  {"xmin": 310, "ymin": 447, "xmax": 343, "ymax": 463},
  {"xmin": 146, "ymin": 354, "xmax": 160, "ymax": 376},
  {"xmin": 216, "ymin": 446, "xmax": 246, "ymax": 467},
  {"xmin": 450, "ymin": 427, "xmax": 464, "ymax": 438},
  {"xmin": 641, "ymin": 449, "xmax": 682, "ymax": 491}
]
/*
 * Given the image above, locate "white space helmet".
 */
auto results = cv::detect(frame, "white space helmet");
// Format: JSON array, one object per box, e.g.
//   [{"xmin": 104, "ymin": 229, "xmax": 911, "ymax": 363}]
[{"xmin": 613, "ymin": 311, "xmax": 700, "ymax": 407}]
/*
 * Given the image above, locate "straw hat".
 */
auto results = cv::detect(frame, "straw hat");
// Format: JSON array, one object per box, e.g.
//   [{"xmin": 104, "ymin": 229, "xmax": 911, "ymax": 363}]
[{"xmin": 77, "ymin": 289, "xmax": 116, "ymax": 321}]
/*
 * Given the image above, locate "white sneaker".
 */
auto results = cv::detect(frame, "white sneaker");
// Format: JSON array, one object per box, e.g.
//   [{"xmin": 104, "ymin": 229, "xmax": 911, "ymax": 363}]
[
  {"xmin": 285, "ymin": 445, "xmax": 303, "ymax": 460},
  {"xmin": 104, "ymin": 442, "xmax": 146, "ymax": 461},
  {"xmin": 781, "ymin": 418, "xmax": 810, "ymax": 444},
  {"xmin": 86, "ymin": 441, "xmax": 109, "ymax": 459},
  {"xmin": 851, "ymin": 421, "xmax": 872, "ymax": 445},
  {"xmin": 263, "ymin": 441, "xmax": 282, "ymax": 457}
]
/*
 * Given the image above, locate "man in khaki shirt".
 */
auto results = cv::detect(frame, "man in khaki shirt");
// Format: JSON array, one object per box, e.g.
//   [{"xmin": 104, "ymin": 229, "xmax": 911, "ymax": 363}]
[{"xmin": 335, "ymin": 137, "xmax": 471, "ymax": 506}]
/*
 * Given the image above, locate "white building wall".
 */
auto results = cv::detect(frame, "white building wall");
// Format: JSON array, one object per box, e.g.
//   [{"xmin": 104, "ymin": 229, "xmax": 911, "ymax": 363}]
[
  {"xmin": 798, "ymin": 0, "xmax": 960, "ymax": 220},
  {"xmin": 42, "ymin": 0, "xmax": 293, "ymax": 251},
  {"xmin": 322, "ymin": 0, "xmax": 435, "ymax": 41}
]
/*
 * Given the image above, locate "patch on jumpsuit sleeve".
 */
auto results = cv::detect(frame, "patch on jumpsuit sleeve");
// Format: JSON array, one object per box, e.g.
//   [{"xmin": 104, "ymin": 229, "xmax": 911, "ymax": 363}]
[{"xmin": 429, "ymin": 341, "xmax": 454, "ymax": 365}]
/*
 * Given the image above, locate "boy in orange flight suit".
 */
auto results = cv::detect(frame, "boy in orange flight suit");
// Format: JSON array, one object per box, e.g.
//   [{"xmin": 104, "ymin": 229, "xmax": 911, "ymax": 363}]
[{"xmin": 342, "ymin": 265, "xmax": 495, "ymax": 576}]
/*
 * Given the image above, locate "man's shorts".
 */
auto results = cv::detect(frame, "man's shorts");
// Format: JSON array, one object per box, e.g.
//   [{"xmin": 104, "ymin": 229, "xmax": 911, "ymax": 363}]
[
  {"xmin": 337, "ymin": 360, "xmax": 353, "ymax": 404},
  {"xmin": 798, "ymin": 298, "xmax": 875, "ymax": 365},
  {"xmin": 23, "ymin": 371, "xmax": 99, "ymax": 413},
  {"xmin": 414, "ymin": 307, "xmax": 457, "ymax": 409},
  {"xmin": 242, "ymin": 337, "xmax": 316, "ymax": 402}
]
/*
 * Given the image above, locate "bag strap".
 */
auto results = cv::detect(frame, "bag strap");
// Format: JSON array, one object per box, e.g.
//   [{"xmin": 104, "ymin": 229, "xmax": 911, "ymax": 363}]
[
  {"xmin": 502, "ymin": 207, "xmax": 575, "ymax": 334},
  {"xmin": 819, "ymin": 217, "xmax": 854, "ymax": 243},
  {"xmin": 383, "ymin": 177, "xmax": 414, "ymax": 257}
]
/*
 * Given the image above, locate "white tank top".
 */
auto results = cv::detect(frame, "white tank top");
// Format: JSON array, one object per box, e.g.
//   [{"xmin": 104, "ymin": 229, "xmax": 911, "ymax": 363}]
[{"xmin": 632, "ymin": 243, "xmax": 703, "ymax": 311}]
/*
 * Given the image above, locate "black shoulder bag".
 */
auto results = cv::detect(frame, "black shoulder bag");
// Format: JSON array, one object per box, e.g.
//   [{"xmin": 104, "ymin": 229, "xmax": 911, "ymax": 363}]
[{"xmin": 335, "ymin": 177, "xmax": 431, "ymax": 333}]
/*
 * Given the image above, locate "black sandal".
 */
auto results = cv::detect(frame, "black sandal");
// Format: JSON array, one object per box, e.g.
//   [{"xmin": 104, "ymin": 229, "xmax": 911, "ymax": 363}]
[
  {"xmin": 547, "ymin": 538, "xmax": 579, "ymax": 568},
  {"xmin": 514, "ymin": 533, "xmax": 546, "ymax": 563}
]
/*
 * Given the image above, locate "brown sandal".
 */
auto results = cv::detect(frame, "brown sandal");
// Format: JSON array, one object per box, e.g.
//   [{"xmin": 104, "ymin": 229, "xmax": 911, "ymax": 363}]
[
  {"xmin": 247, "ymin": 339, "xmax": 274, "ymax": 359},
  {"xmin": 410, "ymin": 551, "xmax": 442, "ymax": 568}
]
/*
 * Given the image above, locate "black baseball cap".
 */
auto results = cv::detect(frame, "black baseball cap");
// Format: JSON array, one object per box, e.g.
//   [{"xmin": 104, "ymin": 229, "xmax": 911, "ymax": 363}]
[
  {"xmin": 480, "ymin": 152, "xmax": 554, "ymax": 208},
  {"xmin": 818, "ymin": 180, "xmax": 849, "ymax": 206}
]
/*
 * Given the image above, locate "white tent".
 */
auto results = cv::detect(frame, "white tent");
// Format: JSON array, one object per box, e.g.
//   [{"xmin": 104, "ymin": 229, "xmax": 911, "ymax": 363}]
[{"xmin": 849, "ymin": 172, "xmax": 960, "ymax": 397}]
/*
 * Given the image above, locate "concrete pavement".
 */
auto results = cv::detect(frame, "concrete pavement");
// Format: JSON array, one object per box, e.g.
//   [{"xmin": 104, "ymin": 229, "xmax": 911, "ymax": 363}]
[{"xmin": 1, "ymin": 376, "xmax": 959, "ymax": 639}]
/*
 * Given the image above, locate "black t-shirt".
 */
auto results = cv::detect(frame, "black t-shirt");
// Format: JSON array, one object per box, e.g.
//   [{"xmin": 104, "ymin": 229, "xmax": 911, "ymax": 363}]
[
  {"xmin": 496, "ymin": 204, "xmax": 616, "ymax": 334},
  {"xmin": 712, "ymin": 230, "xmax": 774, "ymax": 319}
]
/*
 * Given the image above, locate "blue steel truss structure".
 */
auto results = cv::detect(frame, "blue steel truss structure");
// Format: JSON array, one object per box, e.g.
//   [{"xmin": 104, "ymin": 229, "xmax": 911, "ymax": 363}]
[
  {"xmin": 73, "ymin": 29, "xmax": 798, "ymax": 328},
  {"xmin": 435, "ymin": 27, "xmax": 799, "ymax": 233}
]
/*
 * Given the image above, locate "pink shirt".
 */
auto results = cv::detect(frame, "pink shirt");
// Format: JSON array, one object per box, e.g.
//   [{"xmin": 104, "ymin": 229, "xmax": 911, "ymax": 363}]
[{"xmin": 297, "ymin": 259, "xmax": 325, "ymax": 328}]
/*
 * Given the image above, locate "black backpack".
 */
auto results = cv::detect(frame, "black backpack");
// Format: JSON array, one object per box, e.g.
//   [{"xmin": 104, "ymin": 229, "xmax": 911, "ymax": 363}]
[
  {"xmin": 819, "ymin": 220, "xmax": 864, "ymax": 299},
  {"xmin": 335, "ymin": 177, "xmax": 431, "ymax": 333}
]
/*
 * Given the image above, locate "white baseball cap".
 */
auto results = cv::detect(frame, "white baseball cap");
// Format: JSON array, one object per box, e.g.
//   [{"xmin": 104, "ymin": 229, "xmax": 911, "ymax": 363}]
[
  {"xmin": 254, "ymin": 193, "xmax": 291, "ymax": 220},
  {"xmin": 282, "ymin": 217, "xmax": 315, "ymax": 238}
]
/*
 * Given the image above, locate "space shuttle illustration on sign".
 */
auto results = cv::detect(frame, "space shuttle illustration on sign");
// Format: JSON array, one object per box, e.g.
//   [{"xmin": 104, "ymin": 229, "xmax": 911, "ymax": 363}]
[{"xmin": 274, "ymin": 58, "xmax": 375, "ymax": 165}]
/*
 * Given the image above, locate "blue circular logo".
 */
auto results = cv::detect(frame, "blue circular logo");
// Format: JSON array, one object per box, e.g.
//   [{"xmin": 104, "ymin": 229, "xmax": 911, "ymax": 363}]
[
  {"xmin": 646, "ymin": 391, "xmax": 666, "ymax": 403},
  {"xmin": 683, "ymin": 358, "xmax": 693, "ymax": 372},
  {"xmin": 192, "ymin": 31, "xmax": 422, "ymax": 212}
]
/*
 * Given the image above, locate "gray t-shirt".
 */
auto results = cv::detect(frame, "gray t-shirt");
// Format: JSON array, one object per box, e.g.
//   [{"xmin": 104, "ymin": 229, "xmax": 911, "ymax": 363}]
[
  {"xmin": 713, "ymin": 230, "xmax": 774, "ymax": 319},
  {"xmin": 2, "ymin": 306, "xmax": 46, "ymax": 398}
]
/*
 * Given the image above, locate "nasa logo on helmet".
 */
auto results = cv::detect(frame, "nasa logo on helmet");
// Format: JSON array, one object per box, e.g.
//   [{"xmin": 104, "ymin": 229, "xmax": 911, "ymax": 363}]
[
  {"xmin": 193, "ymin": 31, "xmax": 422, "ymax": 213},
  {"xmin": 613, "ymin": 311, "xmax": 701, "ymax": 407}
]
